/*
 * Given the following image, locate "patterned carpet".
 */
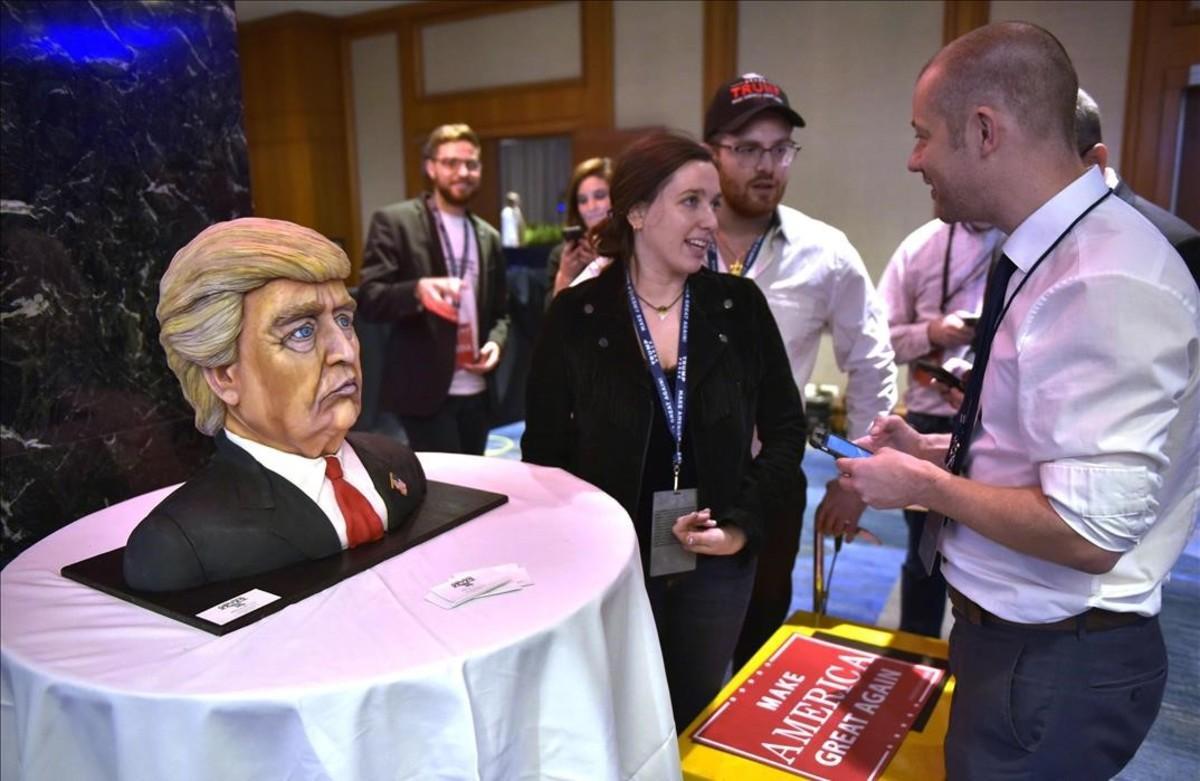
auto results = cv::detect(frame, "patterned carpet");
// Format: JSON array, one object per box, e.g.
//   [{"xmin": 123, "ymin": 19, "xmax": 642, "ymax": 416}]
[{"xmin": 487, "ymin": 421, "xmax": 1199, "ymax": 779}]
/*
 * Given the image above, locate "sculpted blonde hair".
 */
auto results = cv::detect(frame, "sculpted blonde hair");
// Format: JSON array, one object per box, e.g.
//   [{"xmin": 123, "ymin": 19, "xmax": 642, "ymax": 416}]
[{"xmin": 157, "ymin": 217, "xmax": 350, "ymax": 435}]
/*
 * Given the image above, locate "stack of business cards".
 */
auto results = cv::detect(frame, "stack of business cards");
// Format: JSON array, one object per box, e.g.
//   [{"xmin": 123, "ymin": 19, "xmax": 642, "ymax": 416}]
[{"xmin": 425, "ymin": 563, "xmax": 533, "ymax": 609}]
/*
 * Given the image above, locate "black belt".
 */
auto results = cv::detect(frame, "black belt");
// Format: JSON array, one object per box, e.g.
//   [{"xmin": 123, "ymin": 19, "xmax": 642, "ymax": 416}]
[{"xmin": 948, "ymin": 586, "xmax": 1145, "ymax": 633}]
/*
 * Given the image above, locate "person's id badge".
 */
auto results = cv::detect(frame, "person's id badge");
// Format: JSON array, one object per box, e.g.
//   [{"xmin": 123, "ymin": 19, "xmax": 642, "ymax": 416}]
[{"xmin": 650, "ymin": 488, "xmax": 697, "ymax": 577}]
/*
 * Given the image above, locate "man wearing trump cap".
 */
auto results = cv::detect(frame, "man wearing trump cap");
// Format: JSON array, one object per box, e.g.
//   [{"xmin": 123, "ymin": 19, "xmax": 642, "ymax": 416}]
[{"xmin": 702, "ymin": 74, "xmax": 898, "ymax": 666}]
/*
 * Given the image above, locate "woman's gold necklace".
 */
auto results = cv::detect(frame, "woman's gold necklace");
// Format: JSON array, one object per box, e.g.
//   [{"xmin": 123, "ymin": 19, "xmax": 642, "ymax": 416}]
[{"xmin": 635, "ymin": 289, "xmax": 685, "ymax": 320}]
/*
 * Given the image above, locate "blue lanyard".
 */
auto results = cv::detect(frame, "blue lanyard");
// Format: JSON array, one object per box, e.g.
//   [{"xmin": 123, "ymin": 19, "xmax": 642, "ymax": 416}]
[{"xmin": 624, "ymin": 267, "xmax": 691, "ymax": 489}]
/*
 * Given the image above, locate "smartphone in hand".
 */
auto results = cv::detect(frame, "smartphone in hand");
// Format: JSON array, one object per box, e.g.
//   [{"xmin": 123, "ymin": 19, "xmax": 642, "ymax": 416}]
[
  {"xmin": 562, "ymin": 225, "xmax": 584, "ymax": 244},
  {"xmin": 809, "ymin": 425, "xmax": 873, "ymax": 459},
  {"xmin": 914, "ymin": 359, "xmax": 967, "ymax": 391}
]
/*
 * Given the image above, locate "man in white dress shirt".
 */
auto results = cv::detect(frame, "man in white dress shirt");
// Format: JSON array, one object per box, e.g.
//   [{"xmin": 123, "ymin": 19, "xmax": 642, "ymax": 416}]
[
  {"xmin": 698, "ymin": 73, "xmax": 897, "ymax": 666},
  {"xmin": 840, "ymin": 23, "xmax": 1199, "ymax": 778}
]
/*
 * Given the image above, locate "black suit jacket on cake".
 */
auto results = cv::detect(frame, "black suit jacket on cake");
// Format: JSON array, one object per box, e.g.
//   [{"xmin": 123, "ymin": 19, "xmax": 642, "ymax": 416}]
[
  {"xmin": 123, "ymin": 431, "xmax": 427, "ymax": 592},
  {"xmin": 357, "ymin": 196, "xmax": 510, "ymax": 417},
  {"xmin": 1114, "ymin": 178, "xmax": 1200, "ymax": 289}
]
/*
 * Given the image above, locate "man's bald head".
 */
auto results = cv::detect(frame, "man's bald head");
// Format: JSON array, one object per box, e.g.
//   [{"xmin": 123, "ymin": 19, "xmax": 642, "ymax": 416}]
[{"xmin": 921, "ymin": 21, "xmax": 1078, "ymax": 152}]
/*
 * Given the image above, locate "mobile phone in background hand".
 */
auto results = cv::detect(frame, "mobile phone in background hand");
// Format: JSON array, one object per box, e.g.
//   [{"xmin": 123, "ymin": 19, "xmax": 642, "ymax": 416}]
[
  {"xmin": 562, "ymin": 225, "xmax": 584, "ymax": 244},
  {"xmin": 809, "ymin": 425, "xmax": 874, "ymax": 459},
  {"xmin": 914, "ymin": 359, "xmax": 967, "ymax": 391},
  {"xmin": 960, "ymin": 314, "xmax": 980, "ymax": 327}
]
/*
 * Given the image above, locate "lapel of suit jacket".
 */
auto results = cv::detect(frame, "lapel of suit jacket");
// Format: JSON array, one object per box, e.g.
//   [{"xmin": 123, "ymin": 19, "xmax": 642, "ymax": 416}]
[
  {"xmin": 212, "ymin": 431, "xmax": 343, "ymax": 557},
  {"xmin": 468, "ymin": 211, "xmax": 492, "ymax": 334},
  {"xmin": 346, "ymin": 433, "xmax": 409, "ymax": 525}
]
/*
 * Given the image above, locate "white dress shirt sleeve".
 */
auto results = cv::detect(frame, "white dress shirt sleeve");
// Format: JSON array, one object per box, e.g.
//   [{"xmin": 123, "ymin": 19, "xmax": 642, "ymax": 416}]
[
  {"xmin": 1018, "ymin": 272, "xmax": 1195, "ymax": 552},
  {"xmin": 877, "ymin": 242, "xmax": 935, "ymax": 364},
  {"xmin": 828, "ymin": 242, "xmax": 898, "ymax": 436}
]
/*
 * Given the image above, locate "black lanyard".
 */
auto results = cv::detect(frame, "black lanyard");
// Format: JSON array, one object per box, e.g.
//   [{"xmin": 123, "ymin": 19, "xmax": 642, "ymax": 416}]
[
  {"xmin": 944, "ymin": 187, "xmax": 1113, "ymax": 474},
  {"xmin": 431, "ymin": 199, "xmax": 471, "ymax": 279},
  {"xmin": 992, "ymin": 189, "xmax": 1113, "ymax": 336},
  {"xmin": 939, "ymin": 223, "xmax": 993, "ymax": 314},
  {"xmin": 624, "ymin": 267, "xmax": 691, "ymax": 489},
  {"xmin": 939, "ymin": 222, "xmax": 956, "ymax": 312}
]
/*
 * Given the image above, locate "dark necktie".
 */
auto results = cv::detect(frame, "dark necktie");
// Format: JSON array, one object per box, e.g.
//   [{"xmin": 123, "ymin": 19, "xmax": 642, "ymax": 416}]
[
  {"xmin": 324, "ymin": 456, "xmax": 384, "ymax": 548},
  {"xmin": 918, "ymin": 254, "xmax": 1019, "ymax": 573}
]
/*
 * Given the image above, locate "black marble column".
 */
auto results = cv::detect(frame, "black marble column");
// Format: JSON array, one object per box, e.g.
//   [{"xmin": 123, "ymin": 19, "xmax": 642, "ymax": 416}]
[{"xmin": 1, "ymin": 1, "xmax": 250, "ymax": 564}]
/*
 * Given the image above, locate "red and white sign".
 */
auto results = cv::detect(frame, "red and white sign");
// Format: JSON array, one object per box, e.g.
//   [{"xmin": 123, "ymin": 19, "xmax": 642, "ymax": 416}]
[{"xmin": 691, "ymin": 632, "xmax": 945, "ymax": 780}]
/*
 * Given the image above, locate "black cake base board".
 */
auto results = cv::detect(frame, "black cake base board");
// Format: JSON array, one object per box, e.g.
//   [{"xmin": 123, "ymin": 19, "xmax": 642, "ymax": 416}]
[{"xmin": 60, "ymin": 480, "xmax": 507, "ymax": 635}]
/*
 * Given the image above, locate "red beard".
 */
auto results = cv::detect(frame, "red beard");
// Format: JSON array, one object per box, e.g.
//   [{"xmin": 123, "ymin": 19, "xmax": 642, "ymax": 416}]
[{"xmin": 719, "ymin": 171, "xmax": 786, "ymax": 219}]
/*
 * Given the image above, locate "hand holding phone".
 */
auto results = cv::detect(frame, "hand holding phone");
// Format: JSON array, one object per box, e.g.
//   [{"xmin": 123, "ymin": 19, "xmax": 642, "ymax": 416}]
[
  {"xmin": 914, "ymin": 359, "xmax": 967, "ymax": 391},
  {"xmin": 561, "ymin": 225, "xmax": 584, "ymax": 244},
  {"xmin": 929, "ymin": 312, "xmax": 976, "ymax": 348}
]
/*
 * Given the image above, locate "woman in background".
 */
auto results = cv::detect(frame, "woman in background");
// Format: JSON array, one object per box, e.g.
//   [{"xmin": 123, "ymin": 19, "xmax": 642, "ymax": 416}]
[
  {"xmin": 544, "ymin": 157, "xmax": 612, "ymax": 306},
  {"xmin": 523, "ymin": 131, "xmax": 805, "ymax": 730}
]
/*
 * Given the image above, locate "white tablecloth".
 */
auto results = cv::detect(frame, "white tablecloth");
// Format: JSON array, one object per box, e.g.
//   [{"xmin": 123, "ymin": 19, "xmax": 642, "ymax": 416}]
[{"xmin": 1, "ymin": 454, "xmax": 679, "ymax": 781}]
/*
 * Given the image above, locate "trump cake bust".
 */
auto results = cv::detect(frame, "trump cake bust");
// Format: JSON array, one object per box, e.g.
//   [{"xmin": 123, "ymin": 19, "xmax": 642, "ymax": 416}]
[{"xmin": 123, "ymin": 218, "xmax": 427, "ymax": 592}]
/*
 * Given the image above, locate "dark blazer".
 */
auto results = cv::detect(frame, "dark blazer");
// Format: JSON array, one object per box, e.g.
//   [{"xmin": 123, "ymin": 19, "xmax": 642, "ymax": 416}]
[
  {"xmin": 1114, "ymin": 178, "xmax": 1200, "ymax": 289},
  {"xmin": 357, "ymin": 196, "xmax": 510, "ymax": 417},
  {"xmin": 123, "ymin": 432, "xmax": 427, "ymax": 592},
  {"xmin": 521, "ymin": 264, "xmax": 806, "ymax": 552}
]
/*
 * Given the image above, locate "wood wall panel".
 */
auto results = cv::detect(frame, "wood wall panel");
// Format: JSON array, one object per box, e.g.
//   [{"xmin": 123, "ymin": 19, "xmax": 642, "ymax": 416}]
[
  {"xmin": 1121, "ymin": 0, "xmax": 1200, "ymax": 209},
  {"xmin": 239, "ymin": 13, "xmax": 354, "ymax": 269},
  {"xmin": 398, "ymin": 0, "xmax": 613, "ymax": 203},
  {"xmin": 238, "ymin": 1, "xmax": 643, "ymax": 271},
  {"xmin": 572, "ymin": 126, "xmax": 665, "ymax": 168},
  {"xmin": 339, "ymin": 31, "xmax": 365, "ymax": 272},
  {"xmin": 703, "ymin": 0, "xmax": 738, "ymax": 117},
  {"xmin": 942, "ymin": 0, "xmax": 989, "ymax": 44}
]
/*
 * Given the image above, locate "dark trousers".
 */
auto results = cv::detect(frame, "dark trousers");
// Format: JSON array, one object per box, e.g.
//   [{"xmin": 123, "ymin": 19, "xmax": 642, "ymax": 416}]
[
  {"xmin": 901, "ymin": 411, "xmax": 954, "ymax": 637},
  {"xmin": 947, "ymin": 608, "xmax": 1167, "ymax": 780},
  {"xmin": 400, "ymin": 392, "xmax": 489, "ymax": 455},
  {"xmin": 646, "ymin": 554, "xmax": 757, "ymax": 732},
  {"xmin": 732, "ymin": 473, "xmax": 806, "ymax": 670}
]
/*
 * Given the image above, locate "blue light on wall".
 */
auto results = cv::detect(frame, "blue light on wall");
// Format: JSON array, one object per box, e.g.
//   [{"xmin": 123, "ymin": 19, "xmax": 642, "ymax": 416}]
[{"xmin": 1, "ymin": 8, "xmax": 190, "ymax": 65}]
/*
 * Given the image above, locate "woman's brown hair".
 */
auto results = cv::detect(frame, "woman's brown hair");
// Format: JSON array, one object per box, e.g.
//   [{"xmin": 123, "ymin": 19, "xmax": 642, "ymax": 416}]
[{"xmin": 593, "ymin": 131, "xmax": 714, "ymax": 265}]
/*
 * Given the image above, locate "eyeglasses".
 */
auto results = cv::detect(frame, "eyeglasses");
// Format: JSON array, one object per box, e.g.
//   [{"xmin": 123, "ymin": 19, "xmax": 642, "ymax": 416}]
[
  {"xmin": 712, "ymin": 142, "xmax": 801, "ymax": 168},
  {"xmin": 433, "ymin": 157, "xmax": 481, "ymax": 172}
]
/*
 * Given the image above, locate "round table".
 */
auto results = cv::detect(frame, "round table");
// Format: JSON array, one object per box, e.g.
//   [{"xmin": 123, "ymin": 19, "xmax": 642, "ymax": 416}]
[{"xmin": 1, "ymin": 454, "xmax": 679, "ymax": 781}]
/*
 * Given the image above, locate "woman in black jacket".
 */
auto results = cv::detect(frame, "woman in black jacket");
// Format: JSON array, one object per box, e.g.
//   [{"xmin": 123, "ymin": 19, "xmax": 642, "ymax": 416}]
[{"xmin": 522, "ymin": 131, "xmax": 806, "ymax": 730}]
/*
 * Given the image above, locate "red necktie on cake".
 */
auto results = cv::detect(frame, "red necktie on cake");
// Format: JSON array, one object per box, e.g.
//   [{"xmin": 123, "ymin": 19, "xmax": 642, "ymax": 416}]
[{"xmin": 324, "ymin": 456, "xmax": 384, "ymax": 547}]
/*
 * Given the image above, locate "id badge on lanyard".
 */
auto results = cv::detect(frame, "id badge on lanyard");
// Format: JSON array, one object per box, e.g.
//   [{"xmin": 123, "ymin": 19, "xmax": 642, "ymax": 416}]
[{"xmin": 624, "ymin": 268, "xmax": 698, "ymax": 577}]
